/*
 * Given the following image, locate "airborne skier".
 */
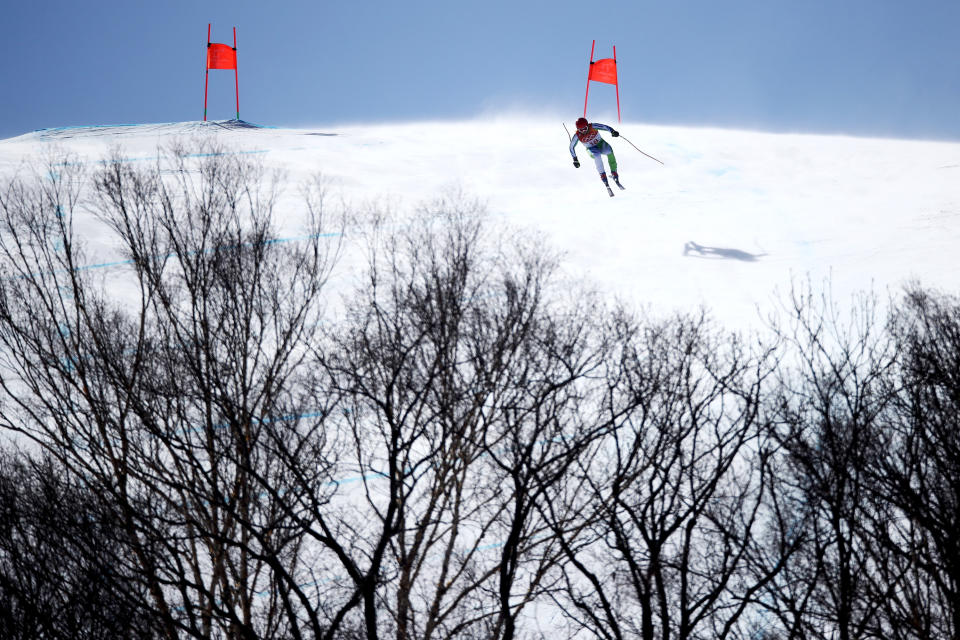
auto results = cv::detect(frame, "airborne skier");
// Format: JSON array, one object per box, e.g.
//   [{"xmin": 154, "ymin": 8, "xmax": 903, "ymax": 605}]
[{"xmin": 570, "ymin": 117, "xmax": 624, "ymax": 196}]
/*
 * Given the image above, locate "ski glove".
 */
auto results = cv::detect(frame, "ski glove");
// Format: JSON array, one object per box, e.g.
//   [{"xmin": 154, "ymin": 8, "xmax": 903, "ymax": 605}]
[
  {"xmin": 573, "ymin": 158, "xmax": 580, "ymax": 168},
  {"xmin": 611, "ymin": 130, "xmax": 620, "ymax": 137}
]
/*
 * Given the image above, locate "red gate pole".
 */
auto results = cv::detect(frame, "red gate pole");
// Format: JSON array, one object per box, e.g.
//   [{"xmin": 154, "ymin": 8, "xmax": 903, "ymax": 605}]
[
  {"xmin": 583, "ymin": 39, "xmax": 595, "ymax": 118},
  {"xmin": 233, "ymin": 27, "xmax": 239, "ymax": 120},
  {"xmin": 614, "ymin": 45, "xmax": 621, "ymax": 122},
  {"xmin": 203, "ymin": 24, "xmax": 211, "ymax": 121}
]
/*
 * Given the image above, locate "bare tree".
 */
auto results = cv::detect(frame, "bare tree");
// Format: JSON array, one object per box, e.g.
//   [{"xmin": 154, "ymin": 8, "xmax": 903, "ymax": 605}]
[
  {"xmin": 545, "ymin": 309, "xmax": 781, "ymax": 640},
  {"xmin": 758, "ymin": 283, "xmax": 898, "ymax": 640},
  {"xmin": 0, "ymin": 149, "xmax": 622, "ymax": 639},
  {"xmin": 0, "ymin": 145, "xmax": 341, "ymax": 639},
  {"xmin": 871, "ymin": 284, "xmax": 960, "ymax": 640},
  {"xmin": 16, "ymin": 143, "xmax": 955, "ymax": 640},
  {"xmin": 474, "ymin": 255, "xmax": 618, "ymax": 640},
  {"xmin": 0, "ymin": 447, "xmax": 163, "ymax": 639},
  {"xmin": 281, "ymin": 194, "xmax": 616, "ymax": 640}
]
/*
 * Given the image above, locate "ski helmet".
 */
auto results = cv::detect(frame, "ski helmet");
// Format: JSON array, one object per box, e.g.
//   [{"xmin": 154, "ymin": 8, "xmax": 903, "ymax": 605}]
[{"xmin": 575, "ymin": 117, "xmax": 590, "ymax": 131}]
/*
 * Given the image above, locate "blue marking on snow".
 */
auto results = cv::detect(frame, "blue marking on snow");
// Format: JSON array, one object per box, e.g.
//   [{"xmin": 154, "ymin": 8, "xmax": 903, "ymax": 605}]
[
  {"xmin": 73, "ymin": 258, "xmax": 136, "ymax": 271},
  {"xmin": 327, "ymin": 471, "xmax": 389, "ymax": 487},
  {"xmin": 709, "ymin": 167, "xmax": 737, "ymax": 177},
  {"xmin": 476, "ymin": 540, "xmax": 505, "ymax": 551},
  {"xmin": 663, "ymin": 143, "xmax": 702, "ymax": 161},
  {"xmin": 51, "ymin": 148, "xmax": 271, "ymax": 167},
  {"xmin": 182, "ymin": 149, "xmax": 269, "ymax": 159},
  {"xmin": 8, "ymin": 230, "xmax": 344, "ymax": 278},
  {"xmin": 33, "ymin": 120, "xmax": 273, "ymax": 133},
  {"xmin": 34, "ymin": 122, "xmax": 180, "ymax": 132}
]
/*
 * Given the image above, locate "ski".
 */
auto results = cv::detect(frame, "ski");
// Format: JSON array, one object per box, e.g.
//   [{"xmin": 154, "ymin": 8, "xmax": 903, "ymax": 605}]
[
  {"xmin": 614, "ymin": 179, "xmax": 625, "ymax": 190},
  {"xmin": 606, "ymin": 186, "xmax": 615, "ymax": 197}
]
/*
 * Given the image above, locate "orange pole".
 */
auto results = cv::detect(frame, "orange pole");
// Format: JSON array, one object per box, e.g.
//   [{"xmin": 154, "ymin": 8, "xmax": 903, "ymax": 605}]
[
  {"xmin": 233, "ymin": 27, "xmax": 239, "ymax": 120},
  {"xmin": 614, "ymin": 45, "xmax": 620, "ymax": 122},
  {"xmin": 204, "ymin": 24, "xmax": 211, "ymax": 121},
  {"xmin": 583, "ymin": 39, "xmax": 595, "ymax": 118}
]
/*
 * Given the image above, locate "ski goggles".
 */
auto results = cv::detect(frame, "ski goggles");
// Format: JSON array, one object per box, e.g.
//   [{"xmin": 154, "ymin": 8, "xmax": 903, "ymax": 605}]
[{"xmin": 577, "ymin": 125, "xmax": 590, "ymax": 133}]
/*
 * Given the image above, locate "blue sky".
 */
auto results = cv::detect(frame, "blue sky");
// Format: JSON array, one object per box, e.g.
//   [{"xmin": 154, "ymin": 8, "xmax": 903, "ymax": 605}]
[{"xmin": 1, "ymin": 0, "xmax": 958, "ymax": 140}]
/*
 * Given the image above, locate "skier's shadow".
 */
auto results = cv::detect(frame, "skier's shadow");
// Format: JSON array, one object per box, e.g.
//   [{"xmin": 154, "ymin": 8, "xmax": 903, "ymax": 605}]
[{"xmin": 683, "ymin": 241, "xmax": 766, "ymax": 262}]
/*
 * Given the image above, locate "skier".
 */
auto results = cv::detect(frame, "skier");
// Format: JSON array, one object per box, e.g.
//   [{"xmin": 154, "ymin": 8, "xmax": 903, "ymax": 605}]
[{"xmin": 570, "ymin": 117, "xmax": 624, "ymax": 196}]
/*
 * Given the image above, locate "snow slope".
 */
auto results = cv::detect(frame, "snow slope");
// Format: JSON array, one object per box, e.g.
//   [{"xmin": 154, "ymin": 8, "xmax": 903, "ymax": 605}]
[
  {"xmin": 1, "ymin": 118, "xmax": 958, "ymax": 637},
  {"xmin": 1, "ymin": 117, "xmax": 957, "ymax": 330}
]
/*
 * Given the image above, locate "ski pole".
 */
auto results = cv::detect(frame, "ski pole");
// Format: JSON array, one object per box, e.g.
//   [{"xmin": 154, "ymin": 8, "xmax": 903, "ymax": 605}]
[
  {"xmin": 563, "ymin": 122, "xmax": 572, "ymax": 142},
  {"xmin": 620, "ymin": 135, "xmax": 664, "ymax": 165}
]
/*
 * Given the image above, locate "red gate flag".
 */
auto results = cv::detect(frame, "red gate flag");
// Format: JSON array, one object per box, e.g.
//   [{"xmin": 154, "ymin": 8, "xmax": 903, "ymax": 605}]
[
  {"xmin": 203, "ymin": 24, "xmax": 240, "ymax": 121},
  {"xmin": 207, "ymin": 43, "xmax": 237, "ymax": 70},
  {"xmin": 583, "ymin": 40, "xmax": 621, "ymax": 122},
  {"xmin": 588, "ymin": 58, "xmax": 617, "ymax": 85}
]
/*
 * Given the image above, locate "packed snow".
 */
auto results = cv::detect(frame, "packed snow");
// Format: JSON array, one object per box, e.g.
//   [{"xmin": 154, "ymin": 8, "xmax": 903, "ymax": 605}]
[{"xmin": 2, "ymin": 117, "xmax": 956, "ymax": 332}]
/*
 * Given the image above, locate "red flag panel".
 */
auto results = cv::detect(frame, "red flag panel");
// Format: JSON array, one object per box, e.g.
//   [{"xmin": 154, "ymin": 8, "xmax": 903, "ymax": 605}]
[
  {"xmin": 207, "ymin": 43, "xmax": 237, "ymax": 70},
  {"xmin": 588, "ymin": 58, "xmax": 617, "ymax": 85}
]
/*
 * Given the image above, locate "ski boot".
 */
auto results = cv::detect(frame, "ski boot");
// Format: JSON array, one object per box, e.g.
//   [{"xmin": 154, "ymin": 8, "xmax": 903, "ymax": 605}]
[
  {"xmin": 611, "ymin": 171, "xmax": 625, "ymax": 190},
  {"xmin": 600, "ymin": 173, "xmax": 614, "ymax": 197}
]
